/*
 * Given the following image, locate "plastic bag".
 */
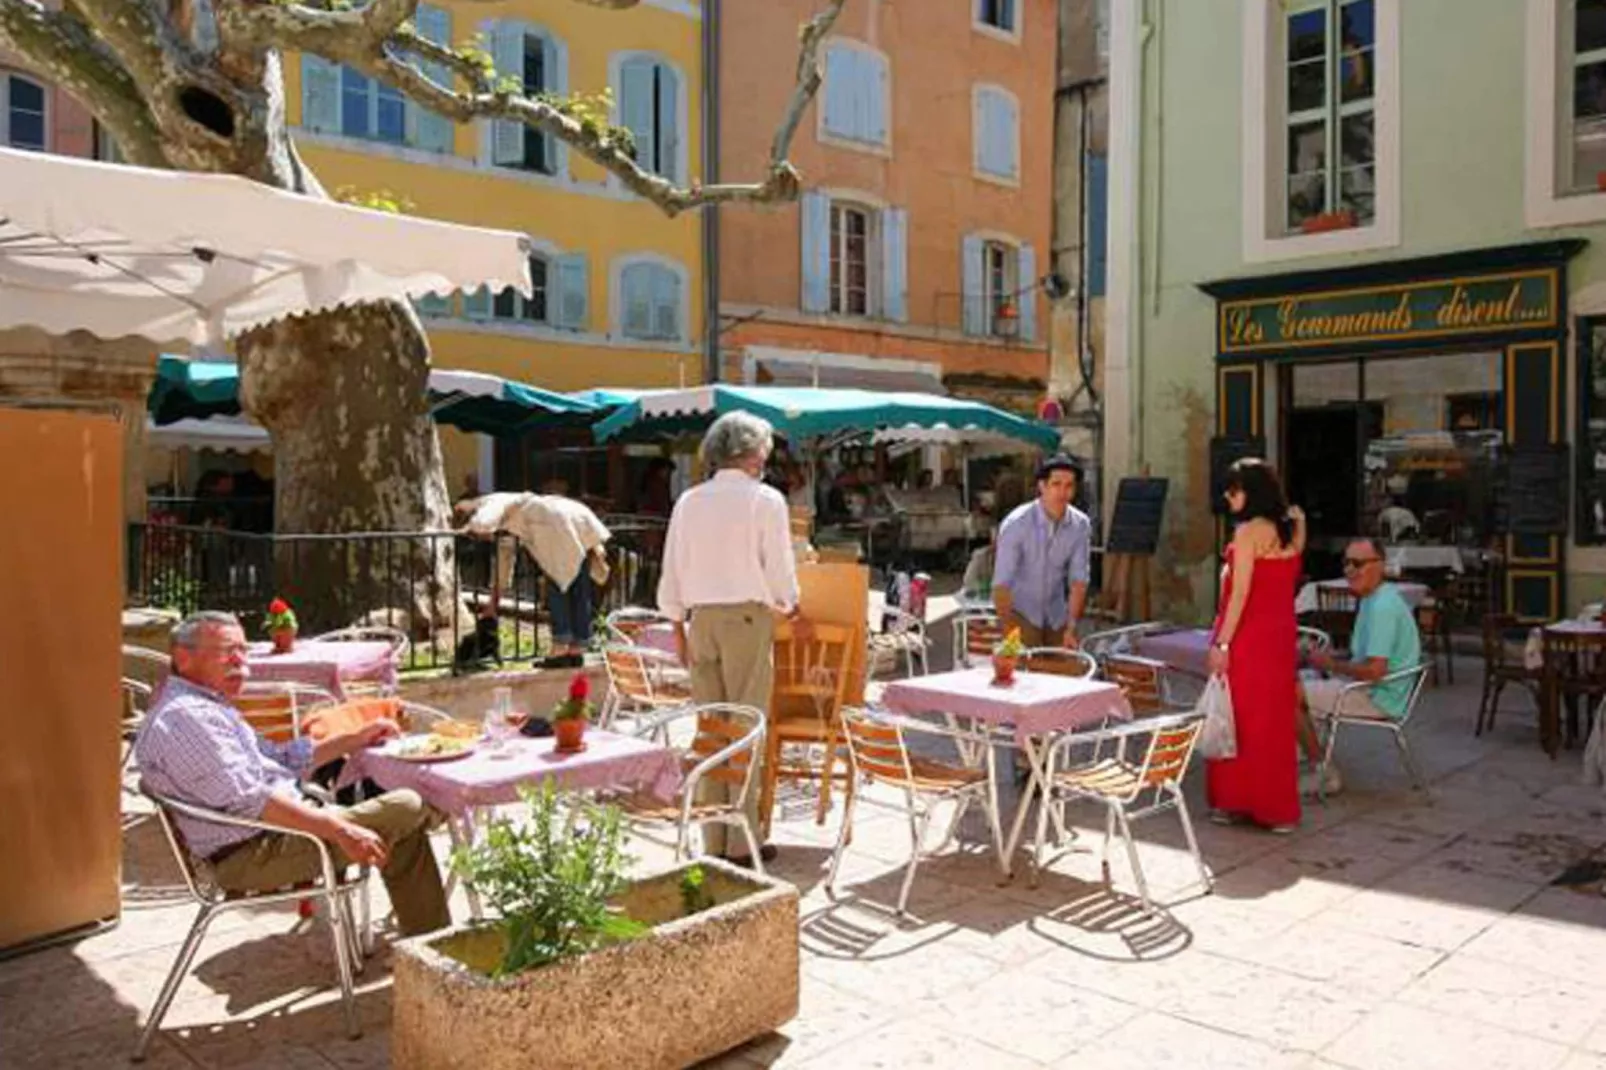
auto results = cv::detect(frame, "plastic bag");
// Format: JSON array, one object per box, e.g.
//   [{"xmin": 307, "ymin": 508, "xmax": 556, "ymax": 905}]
[{"xmin": 1196, "ymin": 674, "xmax": 1237, "ymax": 760}]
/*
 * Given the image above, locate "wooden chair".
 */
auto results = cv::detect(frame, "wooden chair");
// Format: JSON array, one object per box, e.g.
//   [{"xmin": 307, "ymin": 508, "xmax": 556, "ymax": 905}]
[
  {"xmin": 826, "ymin": 706, "xmax": 999, "ymax": 916},
  {"xmin": 234, "ymin": 682, "xmax": 340, "ymax": 744},
  {"xmin": 1041, "ymin": 713, "xmax": 1211, "ymax": 910},
  {"xmin": 1476, "ymin": 614, "xmax": 1541, "ymax": 737},
  {"xmin": 760, "ymin": 622, "xmax": 857, "ymax": 833},
  {"xmin": 599, "ymin": 643, "xmax": 691, "ymax": 732},
  {"xmin": 1539, "ymin": 628, "xmax": 1606, "ymax": 754},
  {"xmin": 614, "ymin": 704, "xmax": 767, "ymax": 873},
  {"xmin": 1023, "ymin": 647, "xmax": 1098, "ymax": 678},
  {"xmin": 953, "ymin": 610, "xmax": 1004, "ymax": 670},
  {"xmin": 1416, "ymin": 599, "xmax": 1453, "ymax": 687},
  {"xmin": 1103, "ymin": 654, "xmax": 1171, "ymax": 715}
]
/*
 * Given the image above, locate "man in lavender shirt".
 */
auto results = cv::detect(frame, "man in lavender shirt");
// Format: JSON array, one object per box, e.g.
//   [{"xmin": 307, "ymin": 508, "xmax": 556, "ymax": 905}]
[
  {"xmin": 992, "ymin": 455, "xmax": 1093, "ymax": 649},
  {"xmin": 135, "ymin": 612, "xmax": 450, "ymax": 935}
]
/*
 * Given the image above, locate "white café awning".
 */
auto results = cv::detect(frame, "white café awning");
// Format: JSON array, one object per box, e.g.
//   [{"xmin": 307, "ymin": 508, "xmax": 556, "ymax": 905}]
[
  {"xmin": 0, "ymin": 145, "xmax": 532, "ymax": 347},
  {"xmin": 145, "ymin": 415, "xmax": 270, "ymax": 454}
]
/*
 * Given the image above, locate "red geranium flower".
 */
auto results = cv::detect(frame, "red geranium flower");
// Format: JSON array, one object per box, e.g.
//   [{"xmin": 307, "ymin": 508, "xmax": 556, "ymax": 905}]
[
  {"xmin": 568, "ymin": 673, "xmax": 589, "ymax": 702},
  {"xmin": 268, "ymin": 598, "xmax": 290, "ymax": 615}
]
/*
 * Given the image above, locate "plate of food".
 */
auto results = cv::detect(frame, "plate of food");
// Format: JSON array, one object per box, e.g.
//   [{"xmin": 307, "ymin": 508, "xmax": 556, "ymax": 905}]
[{"xmin": 382, "ymin": 734, "xmax": 476, "ymax": 763}]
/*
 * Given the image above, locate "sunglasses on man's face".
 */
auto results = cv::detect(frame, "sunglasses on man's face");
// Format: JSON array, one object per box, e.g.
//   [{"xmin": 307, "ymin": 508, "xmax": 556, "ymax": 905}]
[{"xmin": 1342, "ymin": 556, "xmax": 1381, "ymax": 571}]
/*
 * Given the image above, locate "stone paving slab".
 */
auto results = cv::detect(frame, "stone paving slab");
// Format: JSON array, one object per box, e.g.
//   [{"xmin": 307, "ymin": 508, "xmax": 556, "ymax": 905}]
[{"xmin": 3, "ymin": 657, "xmax": 1606, "ymax": 1069}]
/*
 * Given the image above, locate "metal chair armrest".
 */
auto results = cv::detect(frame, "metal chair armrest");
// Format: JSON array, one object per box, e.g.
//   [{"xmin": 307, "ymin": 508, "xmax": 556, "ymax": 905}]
[
  {"xmin": 860, "ymin": 706, "xmax": 997, "ymax": 749},
  {"xmin": 145, "ymin": 789, "xmax": 345, "ymax": 888},
  {"xmin": 1336, "ymin": 661, "xmax": 1426, "ymax": 695},
  {"xmin": 1052, "ymin": 711, "xmax": 1201, "ymax": 754}
]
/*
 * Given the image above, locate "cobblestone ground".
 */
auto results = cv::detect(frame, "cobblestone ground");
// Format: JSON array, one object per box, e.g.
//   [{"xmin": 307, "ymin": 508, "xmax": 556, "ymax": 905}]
[{"xmin": 4, "ymin": 655, "xmax": 1606, "ymax": 1070}]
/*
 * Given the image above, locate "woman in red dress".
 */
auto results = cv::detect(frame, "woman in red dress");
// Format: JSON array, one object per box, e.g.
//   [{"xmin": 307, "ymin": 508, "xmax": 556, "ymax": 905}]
[{"xmin": 1205, "ymin": 459, "xmax": 1305, "ymax": 831}]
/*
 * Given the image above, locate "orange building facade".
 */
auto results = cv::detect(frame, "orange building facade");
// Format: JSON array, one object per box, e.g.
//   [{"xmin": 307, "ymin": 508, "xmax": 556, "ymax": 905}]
[{"xmin": 714, "ymin": 0, "xmax": 1057, "ymax": 413}]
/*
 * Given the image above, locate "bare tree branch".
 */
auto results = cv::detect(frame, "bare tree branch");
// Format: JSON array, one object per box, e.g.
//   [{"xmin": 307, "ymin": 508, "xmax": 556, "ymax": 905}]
[
  {"xmin": 225, "ymin": 0, "xmax": 849, "ymax": 216},
  {"xmin": 0, "ymin": 0, "xmax": 166, "ymax": 165}
]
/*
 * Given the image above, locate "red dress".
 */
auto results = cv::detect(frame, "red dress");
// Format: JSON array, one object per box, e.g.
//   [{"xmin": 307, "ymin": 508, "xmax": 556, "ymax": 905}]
[{"xmin": 1206, "ymin": 544, "xmax": 1302, "ymax": 827}]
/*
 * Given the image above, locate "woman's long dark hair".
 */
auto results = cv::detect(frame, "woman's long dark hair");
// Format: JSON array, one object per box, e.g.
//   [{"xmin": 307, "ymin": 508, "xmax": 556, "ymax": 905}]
[{"xmin": 1225, "ymin": 458, "xmax": 1294, "ymax": 547}]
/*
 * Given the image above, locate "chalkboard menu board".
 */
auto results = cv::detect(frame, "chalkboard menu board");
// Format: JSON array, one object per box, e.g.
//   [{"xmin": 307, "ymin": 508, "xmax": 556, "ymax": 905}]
[
  {"xmin": 1210, "ymin": 436, "xmax": 1269, "ymax": 515},
  {"xmin": 1493, "ymin": 445, "xmax": 1570, "ymax": 535},
  {"xmin": 1107, "ymin": 478, "xmax": 1169, "ymax": 554}
]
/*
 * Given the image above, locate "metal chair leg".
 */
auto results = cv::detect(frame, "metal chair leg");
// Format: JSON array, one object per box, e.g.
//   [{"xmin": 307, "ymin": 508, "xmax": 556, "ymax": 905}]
[
  {"xmin": 735, "ymin": 816, "xmax": 765, "ymax": 877},
  {"xmin": 133, "ymin": 905, "xmax": 217, "ymax": 1061},
  {"xmin": 1115, "ymin": 806, "xmax": 1151, "ymax": 910},
  {"xmin": 824, "ymin": 782, "xmax": 858, "ymax": 898},
  {"xmin": 896, "ymin": 808, "xmax": 929, "ymax": 917},
  {"xmin": 1393, "ymin": 727, "xmax": 1427, "ymax": 792},
  {"xmin": 982, "ymin": 746, "xmax": 1009, "ymax": 880},
  {"xmin": 1316, "ymin": 715, "xmax": 1342, "ymax": 805},
  {"xmin": 1172, "ymin": 786, "xmax": 1212, "ymax": 892},
  {"xmin": 1100, "ymin": 804, "xmax": 1117, "ymax": 884},
  {"xmin": 327, "ymin": 895, "xmax": 361, "ymax": 1041}
]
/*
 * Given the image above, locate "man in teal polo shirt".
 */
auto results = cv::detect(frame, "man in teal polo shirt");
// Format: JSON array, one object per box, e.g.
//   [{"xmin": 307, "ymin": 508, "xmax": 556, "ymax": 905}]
[{"xmin": 1302, "ymin": 536, "xmax": 1422, "ymax": 795}]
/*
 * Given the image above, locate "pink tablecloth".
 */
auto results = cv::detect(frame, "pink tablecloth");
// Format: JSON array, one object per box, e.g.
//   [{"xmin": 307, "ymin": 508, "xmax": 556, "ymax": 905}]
[
  {"xmin": 246, "ymin": 639, "xmax": 398, "ymax": 699},
  {"xmin": 881, "ymin": 667, "xmax": 1130, "ymax": 743},
  {"xmin": 340, "ymin": 728, "xmax": 682, "ymax": 817},
  {"xmin": 1134, "ymin": 628, "xmax": 1213, "ymax": 679}
]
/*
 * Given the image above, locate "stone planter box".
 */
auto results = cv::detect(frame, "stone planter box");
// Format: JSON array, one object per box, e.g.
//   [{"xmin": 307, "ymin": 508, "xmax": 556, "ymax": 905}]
[{"xmin": 392, "ymin": 859, "xmax": 799, "ymax": 1070}]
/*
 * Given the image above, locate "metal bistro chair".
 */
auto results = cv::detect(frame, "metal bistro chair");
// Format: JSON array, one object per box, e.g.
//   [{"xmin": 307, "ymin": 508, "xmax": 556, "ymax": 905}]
[
  {"xmin": 953, "ymin": 610, "xmax": 1005, "ymax": 670},
  {"xmin": 599, "ymin": 643, "xmax": 692, "ymax": 733},
  {"xmin": 868, "ymin": 605, "xmax": 931, "ymax": 679},
  {"xmin": 1081, "ymin": 622, "xmax": 1172, "ymax": 666},
  {"xmin": 827, "ymin": 706, "xmax": 1002, "ymax": 917},
  {"xmin": 1103, "ymin": 654, "xmax": 1180, "ymax": 716},
  {"xmin": 603, "ymin": 606, "xmax": 673, "ymax": 645},
  {"xmin": 615, "ymin": 703, "xmax": 767, "ymax": 873},
  {"xmin": 1475, "ymin": 613, "xmax": 1541, "ymax": 737},
  {"xmin": 310, "ymin": 626, "xmax": 410, "ymax": 694},
  {"xmin": 1022, "ymin": 647, "xmax": 1098, "ymax": 678},
  {"xmin": 134, "ymin": 786, "xmax": 372, "ymax": 1061},
  {"xmin": 234, "ymin": 681, "xmax": 341, "ymax": 744},
  {"xmin": 1041, "ymin": 712, "xmax": 1211, "ymax": 910},
  {"xmin": 1313, "ymin": 663, "xmax": 1432, "ymax": 801}
]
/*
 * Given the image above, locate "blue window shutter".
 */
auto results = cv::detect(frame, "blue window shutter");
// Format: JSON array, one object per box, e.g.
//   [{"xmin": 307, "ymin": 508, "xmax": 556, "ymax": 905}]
[
  {"xmin": 555, "ymin": 252, "xmax": 588, "ymax": 330},
  {"xmin": 800, "ymin": 191, "xmax": 831, "ymax": 313},
  {"xmin": 656, "ymin": 65, "xmax": 680, "ymax": 181},
  {"xmin": 823, "ymin": 46, "xmax": 854, "ymax": 138},
  {"xmin": 621, "ymin": 264, "xmax": 651, "ymax": 337},
  {"xmin": 412, "ymin": 5, "xmax": 454, "ymax": 154},
  {"xmin": 881, "ymin": 207, "xmax": 908, "ymax": 323},
  {"xmin": 1088, "ymin": 153, "xmax": 1109, "ymax": 297},
  {"xmin": 961, "ymin": 234, "xmax": 985, "ymax": 335},
  {"xmin": 1002, "ymin": 95, "xmax": 1019, "ymax": 178},
  {"xmin": 301, "ymin": 55, "xmax": 341, "ymax": 134},
  {"xmin": 1018, "ymin": 243, "xmax": 1038, "ymax": 342},
  {"xmin": 973, "ymin": 89, "xmax": 989, "ymax": 173},
  {"xmin": 463, "ymin": 287, "xmax": 492, "ymax": 320},
  {"xmin": 490, "ymin": 22, "xmax": 525, "ymax": 166},
  {"xmin": 620, "ymin": 57, "xmax": 657, "ymax": 173},
  {"xmin": 546, "ymin": 35, "xmax": 567, "ymax": 176},
  {"xmin": 868, "ymin": 53, "xmax": 888, "ymax": 144},
  {"xmin": 654, "ymin": 268, "xmax": 682, "ymax": 339},
  {"xmin": 339, "ymin": 66, "xmax": 371, "ymax": 137}
]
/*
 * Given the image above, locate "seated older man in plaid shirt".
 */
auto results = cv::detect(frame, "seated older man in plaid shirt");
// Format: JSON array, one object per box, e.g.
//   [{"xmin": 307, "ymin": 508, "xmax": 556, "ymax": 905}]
[{"xmin": 135, "ymin": 612, "xmax": 450, "ymax": 936}]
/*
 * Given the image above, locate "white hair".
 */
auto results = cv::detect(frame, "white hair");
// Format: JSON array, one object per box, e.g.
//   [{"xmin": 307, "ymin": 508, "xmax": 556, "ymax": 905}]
[
  {"xmin": 700, "ymin": 411, "xmax": 774, "ymax": 471},
  {"xmin": 172, "ymin": 611, "xmax": 242, "ymax": 648}
]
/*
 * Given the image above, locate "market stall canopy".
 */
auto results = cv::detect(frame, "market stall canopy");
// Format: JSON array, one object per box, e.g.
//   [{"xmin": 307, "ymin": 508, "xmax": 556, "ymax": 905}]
[
  {"xmin": 566, "ymin": 387, "xmax": 664, "ymax": 409},
  {"xmin": 149, "ymin": 356, "xmax": 241, "ymax": 425},
  {"xmin": 145, "ymin": 415, "xmax": 270, "ymax": 454},
  {"xmin": 0, "ymin": 146, "xmax": 531, "ymax": 347},
  {"xmin": 427, "ymin": 370, "xmax": 598, "ymax": 435},
  {"xmin": 592, "ymin": 385, "xmax": 1062, "ymax": 452}
]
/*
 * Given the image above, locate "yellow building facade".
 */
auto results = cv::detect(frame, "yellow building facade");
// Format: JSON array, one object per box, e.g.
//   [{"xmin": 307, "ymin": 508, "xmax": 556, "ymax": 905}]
[{"xmin": 285, "ymin": 0, "xmax": 704, "ymax": 490}]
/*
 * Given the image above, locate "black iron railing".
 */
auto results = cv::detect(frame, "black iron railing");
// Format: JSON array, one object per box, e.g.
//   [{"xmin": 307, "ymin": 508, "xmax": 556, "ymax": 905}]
[{"xmin": 126, "ymin": 518, "xmax": 667, "ymax": 673}]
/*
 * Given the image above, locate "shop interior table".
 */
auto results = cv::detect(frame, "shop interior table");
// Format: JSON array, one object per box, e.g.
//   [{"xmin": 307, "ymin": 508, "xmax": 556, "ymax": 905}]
[{"xmin": 881, "ymin": 667, "xmax": 1131, "ymax": 883}]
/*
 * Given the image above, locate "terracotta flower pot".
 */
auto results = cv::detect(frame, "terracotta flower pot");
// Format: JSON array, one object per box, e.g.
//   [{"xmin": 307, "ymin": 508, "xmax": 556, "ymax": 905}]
[
  {"xmin": 271, "ymin": 627, "xmax": 297, "ymax": 655},
  {"xmin": 1597, "ymin": 170, "xmax": 1606, "ymax": 192},
  {"xmin": 992, "ymin": 654, "xmax": 1018, "ymax": 686},
  {"xmin": 554, "ymin": 717, "xmax": 587, "ymax": 752}
]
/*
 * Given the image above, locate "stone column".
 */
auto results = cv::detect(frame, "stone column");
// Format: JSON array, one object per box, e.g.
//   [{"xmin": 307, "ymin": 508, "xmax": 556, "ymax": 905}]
[{"xmin": 0, "ymin": 328, "xmax": 161, "ymax": 523}]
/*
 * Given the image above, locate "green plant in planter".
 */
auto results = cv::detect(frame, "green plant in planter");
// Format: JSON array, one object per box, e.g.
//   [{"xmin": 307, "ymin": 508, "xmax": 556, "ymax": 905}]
[
  {"xmin": 679, "ymin": 864, "xmax": 716, "ymax": 917},
  {"xmin": 449, "ymin": 780, "xmax": 645, "ymax": 976}
]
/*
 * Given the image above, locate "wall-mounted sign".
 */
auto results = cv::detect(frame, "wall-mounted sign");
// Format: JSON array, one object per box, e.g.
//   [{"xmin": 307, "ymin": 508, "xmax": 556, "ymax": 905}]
[{"xmin": 1218, "ymin": 269, "xmax": 1559, "ymax": 355}]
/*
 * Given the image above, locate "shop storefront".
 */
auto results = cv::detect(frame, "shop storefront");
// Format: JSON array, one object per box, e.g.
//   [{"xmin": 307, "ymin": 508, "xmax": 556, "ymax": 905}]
[{"xmin": 1201, "ymin": 241, "xmax": 1584, "ymax": 622}]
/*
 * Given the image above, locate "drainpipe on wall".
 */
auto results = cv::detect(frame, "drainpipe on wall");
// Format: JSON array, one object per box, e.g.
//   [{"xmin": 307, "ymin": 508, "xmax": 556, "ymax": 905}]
[
  {"xmin": 1102, "ymin": 0, "xmax": 1148, "ymax": 527},
  {"xmin": 701, "ymin": 0, "xmax": 722, "ymax": 385}
]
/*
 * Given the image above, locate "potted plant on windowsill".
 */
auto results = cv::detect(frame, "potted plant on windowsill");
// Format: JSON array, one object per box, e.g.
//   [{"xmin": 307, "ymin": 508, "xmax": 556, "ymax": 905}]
[
  {"xmin": 264, "ymin": 597, "xmax": 298, "ymax": 654},
  {"xmin": 992, "ymin": 627, "xmax": 1025, "ymax": 686},
  {"xmin": 391, "ymin": 783, "xmax": 799, "ymax": 1070},
  {"xmin": 552, "ymin": 671, "xmax": 591, "ymax": 753},
  {"xmin": 1299, "ymin": 209, "xmax": 1359, "ymax": 235},
  {"xmin": 992, "ymin": 298, "xmax": 1020, "ymax": 339}
]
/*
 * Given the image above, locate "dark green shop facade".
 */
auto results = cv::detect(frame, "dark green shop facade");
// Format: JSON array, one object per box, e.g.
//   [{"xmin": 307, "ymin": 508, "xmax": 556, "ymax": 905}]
[{"xmin": 1201, "ymin": 241, "xmax": 1585, "ymax": 623}]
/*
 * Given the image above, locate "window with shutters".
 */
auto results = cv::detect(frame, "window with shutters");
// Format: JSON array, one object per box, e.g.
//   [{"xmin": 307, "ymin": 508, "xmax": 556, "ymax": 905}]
[
  {"xmin": 615, "ymin": 54, "xmax": 681, "ymax": 181},
  {"xmin": 984, "ymin": 242, "xmax": 1020, "ymax": 337},
  {"xmin": 828, "ymin": 203, "xmax": 876, "ymax": 317},
  {"xmin": 92, "ymin": 120, "xmax": 123, "ymax": 163},
  {"xmin": 976, "ymin": 0, "xmax": 1019, "ymax": 37},
  {"xmin": 492, "ymin": 256, "xmax": 551, "ymax": 324},
  {"xmin": 820, "ymin": 42, "xmax": 890, "ymax": 150},
  {"xmin": 460, "ymin": 247, "xmax": 587, "ymax": 331},
  {"xmin": 617, "ymin": 259, "xmax": 684, "ymax": 341},
  {"xmin": 973, "ymin": 84, "xmax": 1020, "ymax": 183},
  {"xmin": 488, "ymin": 23, "xmax": 562, "ymax": 176},
  {"xmin": 2, "ymin": 73, "xmax": 47, "ymax": 151},
  {"xmin": 300, "ymin": 4, "xmax": 454, "ymax": 154},
  {"xmin": 961, "ymin": 233, "xmax": 1037, "ymax": 341}
]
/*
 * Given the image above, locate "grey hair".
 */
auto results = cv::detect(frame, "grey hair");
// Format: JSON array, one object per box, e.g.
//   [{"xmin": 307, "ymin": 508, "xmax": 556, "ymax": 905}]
[
  {"xmin": 172, "ymin": 611, "xmax": 243, "ymax": 648},
  {"xmin": 1349, "ymin": 536, "xmax": 1387, "ymax": 561},
  {"xmin": 700, "ymin": 411, "xmax": 774, "ymax": 470}
]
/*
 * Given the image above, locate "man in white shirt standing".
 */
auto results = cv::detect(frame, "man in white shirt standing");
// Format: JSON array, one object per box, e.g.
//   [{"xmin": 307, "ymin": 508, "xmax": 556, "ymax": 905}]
[{"xmin": 658, "ymin": 412, "xmax": 802, "ymax": 866}]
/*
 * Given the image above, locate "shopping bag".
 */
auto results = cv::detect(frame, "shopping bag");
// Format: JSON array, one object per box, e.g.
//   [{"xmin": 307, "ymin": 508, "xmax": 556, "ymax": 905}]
[{"xmin": 1196, "ymin": 674, "xmax": 1237, "ymax": 760}]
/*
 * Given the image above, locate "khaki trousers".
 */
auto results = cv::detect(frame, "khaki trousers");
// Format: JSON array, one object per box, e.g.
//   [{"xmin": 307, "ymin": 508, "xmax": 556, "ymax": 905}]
[
  {"xmin": 212, "ymin": 789, "xmax": 451, "ymax": 937},
  {"xmin": 1007, "ymin": 615, "xmax": 1066, "ymax": 650},
  {"xmin": 687, "ymin": 603, "xmax": 773, "ymax": 857}
]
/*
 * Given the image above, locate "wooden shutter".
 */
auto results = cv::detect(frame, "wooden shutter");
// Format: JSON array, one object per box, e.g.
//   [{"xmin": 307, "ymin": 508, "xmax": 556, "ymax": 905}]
[
  {"xmin": 544, "ymin": 34, "xmax": 566, "ymax": 176},
  {"xmin": 622, "ymin": 264, "xmax": 652, "ymax": 337},
  {"xmin": 823, "ymin": 46, "xmax": 854, "ymax": 139},
  {"xmin": 620, "ymin": 57, "xmax": 657, "ymax": 173},
  {"xmin": 654, "ymin": 268, "xmax": 682, "ymax": 339},
  {"xmin": 999, "ymin": 93, "xmax": 1018, "ymax": 178},
  {"xmin": 800, "ymin": 191, "xmax": 831, "ymax": 313},
  {"xmin": 1087, "ymin": 154, "xmax": 1109, "ymax": 296},
  {"xmin": 881, "ymin": 207, "xmax": 908, "ymax": 323},
  {"xmin": 961, "ymin": 234, "xmax": 985, "ymax": 335},
  {"xmin": 301, "ymin": 54, "xmax": 341, "ymax": 134},
  {"xmin": 656, "ymin": 64, "xmax": 680, "ymax": 181},
  {"xmin": 867, "ymin": 52, "xmax": 888, "ymax": 144},
  {"xmin": 973, "ymin": 88, "xmax": 988, "ymax": 173},
  {"xmin": 555, "ymin": 252, "xmax": 589, "ymax": 330},
  {"xmin": 490, "ymin": 21, "xmax": 525, "ymax": 166},
  {"xmin": 412, "ymin": 4, "xmax": 455, "ymax": 154},
  {"xmin": 1018, "ymin": 242, "xmax": 1037, "ymax": 342}
]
